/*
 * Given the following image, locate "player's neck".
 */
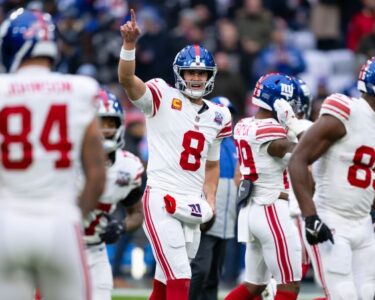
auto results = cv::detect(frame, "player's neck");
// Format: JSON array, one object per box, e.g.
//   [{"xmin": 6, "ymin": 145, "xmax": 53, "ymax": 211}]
[
  {"xmin": 188, "ymin": 97, "xmax": 204, "ymax": 106},
  {"xmin": 18, "ymin": 58, "xmax": 52, "ymax": 70},
  {"xmin": 255, "ymin": 108, "xmax": 274, "ymax": 120}
]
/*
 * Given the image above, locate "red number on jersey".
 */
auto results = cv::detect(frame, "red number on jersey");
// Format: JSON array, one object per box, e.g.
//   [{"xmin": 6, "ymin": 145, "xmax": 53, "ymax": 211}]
[
  {"xmin": 0, "ymin": 106, "xmax": 32, "ymax": 169},
  {"xmin": 40, "ymin": 105, "xmax": 72, "ymax": 168},
  {"xmin": 347, "ymin": 146, "xmax": 375, "ymax": 189},
  {"xmin": 235, "ymin": 139, "xmax": 258, "ymax": 181},
  {"xmin": 0, "ymin": 104, "xmax": 72, "ymax": 169},
  {"xmin": 179, "ymin": 130, "xmax": 205, "ymax": 171}
]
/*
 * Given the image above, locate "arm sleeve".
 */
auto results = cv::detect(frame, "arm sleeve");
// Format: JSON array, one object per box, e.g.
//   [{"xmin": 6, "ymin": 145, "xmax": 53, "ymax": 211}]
[
  {"xmin": 130, "ymin": 78, "xmax": 168, "ymax": 117},
  {"xmin": 206, "ymin": 138, "xmax": 222, "ymax": 161},
  {"xmin": 216, "ymin": 107, "xmax": 233, "ymax": 139},
  {"xmin": 320, "ymin": 93, "xmax": 351, "ymax": 126},
  {"xmin": 255, "ymin": 123, "xmax": 287, "ymax": 144},
  {"xmin": 130, "ymin": 86, "xmax": 153, "ymax": 117}
]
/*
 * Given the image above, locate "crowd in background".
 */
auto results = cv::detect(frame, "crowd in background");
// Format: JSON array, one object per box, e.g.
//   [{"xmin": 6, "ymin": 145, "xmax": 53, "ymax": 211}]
[{"xmin": 1, "ymin": 0, "xmax": 375, "ymax": 289}]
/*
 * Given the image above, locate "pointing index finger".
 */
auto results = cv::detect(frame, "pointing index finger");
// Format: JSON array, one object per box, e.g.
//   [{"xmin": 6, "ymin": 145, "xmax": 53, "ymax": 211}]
[{"xmin": 130, "ymin": 9, "xmax": 136, "ymax": 26}]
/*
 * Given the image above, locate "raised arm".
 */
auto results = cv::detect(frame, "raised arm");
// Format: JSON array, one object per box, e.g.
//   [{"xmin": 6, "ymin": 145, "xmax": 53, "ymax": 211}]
[{"xmin": 118, "ymin": 9, "xmax": 146, "ymax": 101}]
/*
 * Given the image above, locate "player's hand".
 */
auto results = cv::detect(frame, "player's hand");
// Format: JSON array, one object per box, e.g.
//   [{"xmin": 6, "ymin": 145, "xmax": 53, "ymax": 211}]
[
  {"xmin": 120, "ymin": 9, "xmax": 141, "ymax": 45},
  {"xmin": 99, "ymin": 217, "xmax": 125, "ymax": 244},
  {"xmin": 273, "ymin": 99, "xmax": 296, "ymax": 129},
  {"xmin": 273, "ymin": 99, "xmax": 307, "ymax": 137},
  {"xmin": 200, "ymin": 214, "xmax": 216, "ymax": 232},
  {"xmin": 304, "ymin": 215, "xmax": 334, "ymax": 245}
]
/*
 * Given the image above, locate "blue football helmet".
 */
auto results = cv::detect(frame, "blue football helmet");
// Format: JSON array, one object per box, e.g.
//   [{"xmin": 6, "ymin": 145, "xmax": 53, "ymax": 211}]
[
  {"xmin": 358, "ymin": 57, "xmax": 375, "ymax": 96},
  {"xmin": 0, "ymin": 8, "xmax": 58, "ymax": 73},
  {"xmin": 252, "ymin": 73, "xmax": 300, "ymax": 113},
  {"xmin": 173, "ymin": 44, "xmax": 217, "ymax": 99},
  {"xmin": 211, "ymin": 96, "xmax": 238, "ymax": 114},
  {"xmin": 98, "ymin": 88, "xmax": 125, "ymax": 153},
  {"xmin": 295, "ymin": 78, "xmax": 312, "ymax": 118}
]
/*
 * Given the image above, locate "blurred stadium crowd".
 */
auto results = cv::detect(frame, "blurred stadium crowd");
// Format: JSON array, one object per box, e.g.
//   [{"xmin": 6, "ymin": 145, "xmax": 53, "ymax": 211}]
[{"xmin": 1, "ymin": 0, "xmax": 375, "ymax": 290}]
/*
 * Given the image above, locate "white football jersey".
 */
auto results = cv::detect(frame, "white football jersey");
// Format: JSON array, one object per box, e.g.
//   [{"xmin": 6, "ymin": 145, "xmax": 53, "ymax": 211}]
[
  {"xmin": 312, "ymin": 93, "xmax": 375, "ymax": 219},
  {"xmin": 234, "ymin": 117, "xmax": 289, "ymax": 205},
  {"xmin": 0, "ymin": 66, "xmax": 98, "ymax": 213},
  {"xmin": 288, "ymin": 119, "xmax": 313, "ymax": 217},
  {"xmin": 83, "ymin": 149, "xmax": 144, "ymax": 245},
  {"xmin": 132, "ymin": 78, "xmax": 232, "ymax": 196}
]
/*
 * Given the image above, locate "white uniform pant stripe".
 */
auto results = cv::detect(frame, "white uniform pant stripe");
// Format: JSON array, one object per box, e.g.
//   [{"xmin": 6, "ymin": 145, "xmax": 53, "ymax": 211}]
[
  {"xmin": 142, "ymin": 187, "xmax": 175, "ymax": 280},
  {"xmin": 271, "ymin": 205, "xmax": 294, "ymax": 282},
  {"xmin": 296, "ymin": 216, "xmax": 310, "ymax": 265},
  {"xmin": 265, "ymin": 204, "xmax": 294, "ymax": 283},
  {"xmin": 311, "ymin": 244, "xmax": 330, "ymax": 299},
  {"xmin": 74, "ymin": 224, "xmax": 92, "ymax": 300}
]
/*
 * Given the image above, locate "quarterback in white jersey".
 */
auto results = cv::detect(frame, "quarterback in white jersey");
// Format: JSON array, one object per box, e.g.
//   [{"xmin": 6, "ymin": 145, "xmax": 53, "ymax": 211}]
[
  {"xmin": 226, "ymin": 74, "xmax": 311, "ymax": 300},
  {"xmin": 0, "ymin": 9, "xmax": 106, "ymax": 300},
  {"xmin": 82, "ymin": 89, "xmax": 144, "ymax": 300},
  {"xmin": 119, "ymin": 9, "xmax": 231, "ymax": 300},
  {"xmin": 289, "ymin": 58, "xmax": 375, "ymax": 300}
]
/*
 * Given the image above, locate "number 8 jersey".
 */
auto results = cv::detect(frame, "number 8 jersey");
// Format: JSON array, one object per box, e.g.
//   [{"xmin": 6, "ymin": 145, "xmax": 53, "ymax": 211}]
[
  {"xmin": 131, "ymin": 78, "xmax": 232, "ymax": 196},
  {"xmin": 312, "ymin": 93, "xmax": 375, "ymax": 219},
  {"xmin": 0, "ymin": 67, "xmax": 98, "ymax": 210}
]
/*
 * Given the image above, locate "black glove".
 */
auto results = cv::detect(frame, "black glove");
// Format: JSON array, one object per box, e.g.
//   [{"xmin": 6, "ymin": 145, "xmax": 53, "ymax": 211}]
[
  {"xmin": 200, "ymin": 214, "xmax": 216, "ymax": 233},
  {"xmin": 99, "ymin": 217, "xmax": 125, "ymax": 244},
  {"xmin": 304, "ymin": 215, "xmax": 334, "ymax": 245}
]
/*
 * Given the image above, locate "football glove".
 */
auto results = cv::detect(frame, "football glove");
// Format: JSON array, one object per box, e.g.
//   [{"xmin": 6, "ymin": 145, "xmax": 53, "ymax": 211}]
[
  {"xmin": 273, "ymin": 99, "xmax": 306, "ymax": 136},
  {"xmin": 99, "ymin": 217, "xmax": 125, "ymax": 244},
  {"xmin": 304, "ymin": 215, "xmax": 334, "ymax": 245},
  {"xmin": 200, "ymin": 214, "xmax": 216, "ymax": 232}
]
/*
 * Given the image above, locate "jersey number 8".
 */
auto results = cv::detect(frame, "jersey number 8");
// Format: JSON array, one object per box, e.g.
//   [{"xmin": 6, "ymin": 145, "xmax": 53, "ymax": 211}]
[
  {"xmin": 179, "ymin": 130, "xmax": 205, "ymax": 171},
  {"xmin": 347, "ymin": 145, "xmax": 375, "ymax": 189}
]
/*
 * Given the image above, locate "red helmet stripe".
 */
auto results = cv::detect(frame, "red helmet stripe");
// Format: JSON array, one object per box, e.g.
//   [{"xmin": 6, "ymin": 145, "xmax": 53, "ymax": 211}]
[
  {"xmin": 99, "ymin": 89, "xmax": 110, "ymax": 112},
  {"xmin": 194, "ymin": 44, "xmax": 201, "ymax": 65}
]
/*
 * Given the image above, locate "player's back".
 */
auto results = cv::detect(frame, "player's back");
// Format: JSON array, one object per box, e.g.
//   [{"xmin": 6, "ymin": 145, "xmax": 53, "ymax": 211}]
[
  {"xmin": 234, "ymin": 117, "xmax": 289, "ymax": 205},
  {"xmin": 313, "ymin": 94, "xmax": 375, "ymax": 218},
  {"xmin": 0, "ymin": 68, "xmax": 98, "ymax": 212}
]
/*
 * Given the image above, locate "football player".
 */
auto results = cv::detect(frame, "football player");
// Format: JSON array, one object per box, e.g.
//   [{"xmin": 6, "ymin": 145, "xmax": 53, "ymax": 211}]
[
  {"xmin": 0, "ymin": 8, "xmax": 106, "ymax": 300},
  {"xmin": 289, "ymin": 58, "xmax": 375, "ymax": 300},
  {"xmin": 83, "ymin": 88, "xmax": 144, "ymax": 300},
  {"xmin": 118, "ymin": 9, "xmax": 231, "ymax": 300},
  {"xmin": 226, "ymin": 73, "xmax": 310, "ymax": 300}
]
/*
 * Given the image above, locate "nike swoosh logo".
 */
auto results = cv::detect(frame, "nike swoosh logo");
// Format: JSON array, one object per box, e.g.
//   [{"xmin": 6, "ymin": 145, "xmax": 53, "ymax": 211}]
[{"xmin": 306, "ymin": 227, "xmax": 317, "ymax": 237}]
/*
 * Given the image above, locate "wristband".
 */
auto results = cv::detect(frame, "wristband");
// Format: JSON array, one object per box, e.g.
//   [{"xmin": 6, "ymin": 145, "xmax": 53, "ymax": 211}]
[{"xmin": 120, "ymin": 48, "xmax": 135, "ymax": 61}]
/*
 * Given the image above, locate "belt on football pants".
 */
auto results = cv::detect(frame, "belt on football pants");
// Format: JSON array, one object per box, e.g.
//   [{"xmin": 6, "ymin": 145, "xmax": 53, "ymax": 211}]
[{"xmin": 279, "ymin": 192, "xmax": 289, "ymax": 201}]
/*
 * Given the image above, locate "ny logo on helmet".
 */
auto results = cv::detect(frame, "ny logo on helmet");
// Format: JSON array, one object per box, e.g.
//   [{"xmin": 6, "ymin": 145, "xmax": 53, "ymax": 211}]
[{"xmin": 280, "ymin": 83, "xmax": 294, "ymax": 99}]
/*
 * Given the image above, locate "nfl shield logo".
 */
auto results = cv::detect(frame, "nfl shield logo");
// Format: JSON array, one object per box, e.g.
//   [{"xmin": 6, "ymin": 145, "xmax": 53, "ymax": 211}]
[
  {"xmin": 214, "ymin": 111, "xmax": 223, "ymax": 125},
  {"xmin": 116, "ymin": 171, "xmax": 130, "ymax": 186}
]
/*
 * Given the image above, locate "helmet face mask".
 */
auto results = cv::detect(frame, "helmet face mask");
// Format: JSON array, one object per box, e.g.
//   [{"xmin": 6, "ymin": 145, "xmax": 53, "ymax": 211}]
[
  {"xmin": 358, "ymin": 57, "xmax": 375, "ymax": 96},
  {"xmin": 252, "ymin": 73, "xmax": 300, "ymax": 114},
  {"xmin": 100, "ymin": 117, "xmax": 120, "ymax": 139},
  {"xmin": 0, "ymin": 8, "xmax": 57, "ymax": 72},
  {"xmin": 295, "ymin": 78, "xmax": 312, "ymax": 119},
  {"xmin": 97, "ymin": 89, "xmax": 125, "ymax": 154},
  {"xmin": 173, "ymin": 44, "xmax": 217, "ymax": 99}
]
